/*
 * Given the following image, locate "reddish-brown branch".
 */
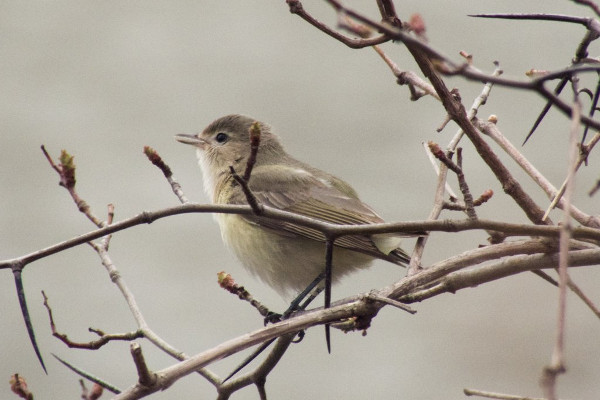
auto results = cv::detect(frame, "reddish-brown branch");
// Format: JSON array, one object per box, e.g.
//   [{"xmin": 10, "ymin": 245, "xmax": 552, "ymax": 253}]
[
  {"xmin": 243, "ymin": 121, "xmax": 261, "ymax": 182},
  {"xmin": 42, "ymin": 291, "xmax": 143, "ymax": 350},
  {"xmin": 143, "ymin": 146, "xmax": 172, "ymax": 178},
  {"xmin": 41, "ymin": 146, "xmax": 103, "ymax": 227},
  {"xmin": 286, "ymin": 0, "xmax": 391, "ymax": 49},
  {"xmin": 217, "ymin": 272, "xmax": 273, "ymax": 319}
]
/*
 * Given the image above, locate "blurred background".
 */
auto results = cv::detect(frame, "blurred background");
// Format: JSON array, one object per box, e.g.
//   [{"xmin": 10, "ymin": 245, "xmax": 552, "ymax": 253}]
[{"xmin": 2, "ymin": 1, "xmax": 600, "ymax": 398}]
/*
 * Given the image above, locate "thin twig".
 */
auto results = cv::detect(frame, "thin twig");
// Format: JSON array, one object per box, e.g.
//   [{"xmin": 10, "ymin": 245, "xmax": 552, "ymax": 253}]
[
  {"xmin": 144, "ymin": 146, "xmax": 189, "ymax": 204},
  {"xmin": 477, "ymin": 119, "xmax": 600, "ymax": 228},
  {"xmin": 112, "ymin": 244, "xmax": 600, "ymax": 399},
  {"xmin": 367, "ymin": 292, "xmax": 416, "ymax": 314},
  {"xmin": 542, "ymin": 77, "xmax": 583, "ymax": 400},
  {"xmin": 447, "ymin": 62, "xmax": 503, "ymax": 151},
  {"xmin": 542, "ymin": 131, "xmax": 600, "ymax": 220},
  {"xmin": 10, "ymin": 374, "xmax": 34, "ymax": 400},
  {"xmin": 286, "ymin": 0, "xmax": 391, "ymax": 49},
  {"xmin": 42, "ymin": 290, "xmax": 144, "ymax": 349},
  {"xmin": 422, "ymin": 141, "xmax": 457, "ymax": 198},
  {"xmin": 5, "ymin": 204, "xmax": 600, "ymax": 274},
  {"xmin": 456, "ymin": 148, "xmax": 477, "ymax": 220},
  {"xmin": 294, "ymin": 2, "xmax": 600, "ymax": 131},
  {"xmin": 41, "ymin": 145, "xmax": 104, "ymax": 227},
  {"xmin": 464, "ymin": 387, "xmax": 546, "ymax": 400},
  {"xmin": 130, "ymin": 342, "xmax": 157, "ymax": 388},
  {"xmin": 229, "ymin": 166, "xmax": 263, "ymax": 214},
  {"xmin": 217, "ymin": 272, "xmax": 273, "ymax": 319},
  {"xmin": 243, "ymin": 122, "xmax": 261, "ymax": 182}
]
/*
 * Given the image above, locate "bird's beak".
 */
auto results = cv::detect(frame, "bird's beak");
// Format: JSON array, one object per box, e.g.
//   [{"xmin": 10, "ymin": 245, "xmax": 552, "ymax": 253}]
[{"xmin": 175, "ymin": 134, "xmax": 206, "ymax": 148}]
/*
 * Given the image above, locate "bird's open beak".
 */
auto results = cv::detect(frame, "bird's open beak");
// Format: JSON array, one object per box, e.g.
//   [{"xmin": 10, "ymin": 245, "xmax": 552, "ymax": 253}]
[{"xmin": 175, "ymin": 134, "xmax": 205, "ymax": 147}]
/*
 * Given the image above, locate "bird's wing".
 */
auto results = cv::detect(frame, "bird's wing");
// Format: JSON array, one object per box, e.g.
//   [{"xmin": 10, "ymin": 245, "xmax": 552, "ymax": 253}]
[{"xmin": 228, "ymin": 165, "xmax": 412, "ymax": 264}]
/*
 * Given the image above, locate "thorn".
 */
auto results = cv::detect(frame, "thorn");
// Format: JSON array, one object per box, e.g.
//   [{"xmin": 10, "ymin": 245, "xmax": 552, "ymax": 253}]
[{"xmin": 13, "ymin": 269, "xmax": 47, "ymax": 373}]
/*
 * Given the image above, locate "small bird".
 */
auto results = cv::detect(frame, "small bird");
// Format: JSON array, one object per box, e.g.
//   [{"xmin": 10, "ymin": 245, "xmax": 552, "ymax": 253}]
[{"xmin": 176, "ymin": 115, "xmax": 413, "ymax": 298}]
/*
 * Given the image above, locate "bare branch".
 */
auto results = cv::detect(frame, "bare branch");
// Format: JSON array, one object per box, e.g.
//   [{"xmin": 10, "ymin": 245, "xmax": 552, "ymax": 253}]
[
  {"xmin": 229, "ymin": 166, "xmax": 263, "ymax": 214},
  {"xmin": 286, "ymin": 0, "xmax": 391, "ymax": 49},
  {"xmin": 144, "ymin": 146, "xmax": 189, "ymax": 204},
  {"xmin": 541, "ymin": 77, "xmax": 583, "ymax": 399},
  {"xmin": 542, "ymin": 131, "xmax": 600, "ymax": 220},
  {"xmin": 42, "ymin": 290, "xmax": 144, "ymax": 350},
  {"xmin": 130, "ymin": 343, "xmax": 158, "ymax": 388},
  {"xmin": 10, "ymin": 374, "xmax": 34, "ymax": 400},
  {"xmin": 217, "ymin": 272, "xmax": 274, "ymax": 319},
  {"xmin": 464, "ymin": 387, "xmax": 546, "ymax": 400},
  {"xmin": 243, "ymin": 121, "xmax": 261, "ymax": 182},
  {"xmin": 41, "ymin": 146, "xmax": 104, "ymax": 228},
  {"xmin": 476, "ymin": 118, "xmax": 600, "ymax": 228}
]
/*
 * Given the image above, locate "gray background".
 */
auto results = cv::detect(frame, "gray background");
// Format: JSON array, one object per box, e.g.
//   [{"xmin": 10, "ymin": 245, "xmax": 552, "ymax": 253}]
[{"xmin": 2, "ymin": 1, "xmax": 600, "ymax": 399}]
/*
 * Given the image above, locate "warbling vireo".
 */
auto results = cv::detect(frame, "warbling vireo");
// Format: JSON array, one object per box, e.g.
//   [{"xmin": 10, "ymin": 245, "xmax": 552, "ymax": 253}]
[{"xmin": 176, "ymin": 115, "xmax": 412, "ymax": 297}]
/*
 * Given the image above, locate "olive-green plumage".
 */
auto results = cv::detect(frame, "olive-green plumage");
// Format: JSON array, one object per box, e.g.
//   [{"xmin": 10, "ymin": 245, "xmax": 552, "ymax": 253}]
[{"xmin": 176, "ymin": 115, "xmax": 412, "ymax": 297}]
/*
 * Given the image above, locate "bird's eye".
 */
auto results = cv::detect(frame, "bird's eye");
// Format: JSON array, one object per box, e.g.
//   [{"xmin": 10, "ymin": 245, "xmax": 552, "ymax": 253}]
[{"xmin": 215, "ymin": 132, "xmax": 228, "ymax": 143}]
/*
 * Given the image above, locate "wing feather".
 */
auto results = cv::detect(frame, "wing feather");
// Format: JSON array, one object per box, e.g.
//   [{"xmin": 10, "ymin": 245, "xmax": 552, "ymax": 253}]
[{"xmin": 228, "ymin": 165, "xmax": 411, "ymax": 264}]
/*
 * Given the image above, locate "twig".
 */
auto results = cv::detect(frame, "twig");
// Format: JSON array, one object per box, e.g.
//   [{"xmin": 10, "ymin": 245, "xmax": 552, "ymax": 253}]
[
  {"xmin": 411, "ymin": 46, "xmax": 552, "ymax": 225},
  {"xmin": 427, "ymin": 143, "xmax": 479, "ymax": 219},
  {"xmin": 367, "ymin": 292, "xmax": 416, "ymax": 314},
  {"xmin": 400, "ymin": 248, "xmax": 600, "ymax": 303},
  {"xmin": 470, "ymin": 13, "xmax": 600, "ymax": 143},
  {"xmin": 422, "ymin": 141, "xmax": 457, "ymax": 198},
  {"xmin": 581, "ymin": 73, "xmax": 600, "ymax": 144},
  {"xmin": 412, "ymin": 65, "xmax": 502, "ymax": 271},
  {"xmin": 112, "ymin": 242, "xmax": 600, "ymax": 399},
  {"xmin": 456, "ymin": 148, "xmax": 477, "ymax": 220},
  {"xmin": 476, "ymin": 119, "xmax": 600, "ymax": 228},
  {"xmin": 572, "ymin": 0, "xmax": 600, "ymax": 18},
  {"xmin": 42, "ymin": 290, "xmax": 144, "ymax": 349},
  {"xmin": 448, "ymin": 62, "xmax": 503, "ymax": 151},
  {"xmin": 541, "ymin": 77, "xmax": 582, "ymax": 399},
  {"xmin": 217, "ymin": 272, "xmax": 273, "ymax": 319},
  {"xmin": 40, "ymin": 148, "xmax": 222, "ymax": 384},
  {"xmin": 427, "ymin": 141, "xmax": 460, "ymax": 173},
  {"xmin": 102, "ymin": 203, "xmax": 115, "ymax": 250},
  {"xmin": 217, "ymin": 333, "xmax": 296, "ymax": 399},
  {"xmin": 144, "ymin": 146, "xmax": 189, "ymax": 204},
  {"xmin": 41, "ymin": 146, "xmax": 104, "ymax": 227},
  {"xmin": 130, "ymin": 342, "xmax": 157, "ymax": 388},
  {"xmin": 220, "ymin": 271, "xmax": 326, "ymax": 384},
  {"xmin": 542, "ymin": 131, "xmax": 600, "ymax": 220},
  {"xmin": 286, "ymin": 0, "xmax": 391, "ymax": 49},
  {"xmin": 294, "ymin": 2, "xmax": 600, "ymax": 132},
  {"xmin": 10, "ymin": 374, "xmax": 34, "ymax": 400},
  {"xmin": 464, "ymin": 387, "xmax": 546, "ymax": 400},
  {"xmin": 229, "ymin": 166, "xmax": 263, "ymax": 214},
  {"xmin": 442, "ymin": 190, "xmax": 493, "ymax": 211},
  {"xmin": 226, "ymin": 122, "xmax": 264, "ymax": 214},
  {"xmin": 566, "ymin": 275, "xmax": 600, "ymax": 318},
  {"xmin": 243, "ymin": 122, "xmax": 261, "ymax": 182},
  {"xmin": 373, "ymin": 45, "xmax": 440, "ymax": 100},
  {"xmin": 5, "ymin": 204, "xmax": 600, "ymax": 274}
]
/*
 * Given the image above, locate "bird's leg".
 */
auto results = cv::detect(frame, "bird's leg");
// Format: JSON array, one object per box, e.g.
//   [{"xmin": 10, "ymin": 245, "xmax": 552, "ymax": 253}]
[
  {"xmin": 224, "ymin": 272, "xmax": 326, "ymax": 383},
  {"xmin": 263, "ymin": 271, "xmax": 325, "ymax": 324}
]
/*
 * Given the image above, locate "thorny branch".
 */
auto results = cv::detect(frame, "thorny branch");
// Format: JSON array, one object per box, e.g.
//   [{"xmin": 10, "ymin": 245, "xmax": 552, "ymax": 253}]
[{"xmin": 6, "ymin": 1, "xmax": 600, "ymax": 399}]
